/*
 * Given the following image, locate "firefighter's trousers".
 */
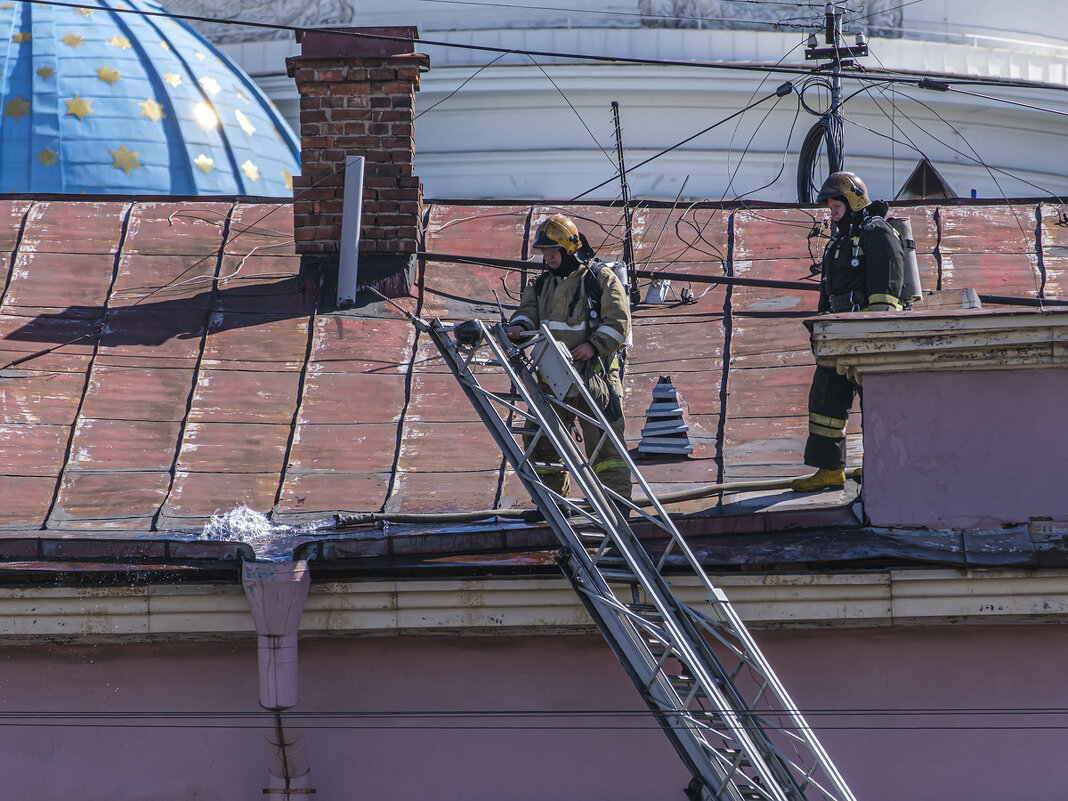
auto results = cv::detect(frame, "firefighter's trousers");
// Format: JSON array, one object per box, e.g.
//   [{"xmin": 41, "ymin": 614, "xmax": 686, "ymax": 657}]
[
  {"xmin": 529, "ymin": 369, "xmax": 631, "ymax": 501},
  {"xmin": 802, "ymin": 365, "xmax": 860, "ymax": 470}
]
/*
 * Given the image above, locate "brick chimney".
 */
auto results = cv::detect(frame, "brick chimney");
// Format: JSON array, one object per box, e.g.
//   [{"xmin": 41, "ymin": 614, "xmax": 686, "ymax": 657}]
[{"xmin": 287, "ymin": 27, "xmax": 428, "ymax": 301}]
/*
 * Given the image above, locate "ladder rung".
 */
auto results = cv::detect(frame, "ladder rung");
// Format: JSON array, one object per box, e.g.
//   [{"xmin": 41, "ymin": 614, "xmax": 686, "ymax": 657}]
[
  {"xmin": 598, "ymin": 569, "xmax": 638, "ymax": 584},
  {"xmin": 530, "ymin": 461, "xmax": 566, "ymax": 471},
  {"xmin": 577, "ymin": 531, "xmax": 607, "ymax": 543},
  {"xmin": 627, "ymin": 603, "xmax": 660, "ymax": 617}
]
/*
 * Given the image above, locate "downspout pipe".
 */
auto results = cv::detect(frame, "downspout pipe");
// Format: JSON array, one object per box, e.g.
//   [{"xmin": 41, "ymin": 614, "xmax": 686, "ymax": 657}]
[{"xmin": 242, "ymin": 559, "xmax": 315, "ymax": 796}]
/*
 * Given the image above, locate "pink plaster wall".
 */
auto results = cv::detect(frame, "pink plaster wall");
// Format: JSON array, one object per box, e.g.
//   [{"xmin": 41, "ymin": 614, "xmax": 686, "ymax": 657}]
[
  {"xmin": 862, "ymin": 368, "xmax": 1068, "ymax": 529},
  {"xmin": 1, "ymin": 625, "xmax": 1067, "ymax": 801}
]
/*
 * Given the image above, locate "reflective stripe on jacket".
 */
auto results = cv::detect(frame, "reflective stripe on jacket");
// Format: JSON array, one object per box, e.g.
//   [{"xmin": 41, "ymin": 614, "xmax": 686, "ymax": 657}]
[{"xmin": 510, "ymin": 262, "xmax": 631, "ymax": 360}]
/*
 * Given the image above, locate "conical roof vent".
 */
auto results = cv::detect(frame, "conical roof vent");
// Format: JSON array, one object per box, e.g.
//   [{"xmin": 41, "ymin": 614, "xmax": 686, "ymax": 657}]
[{"xmin": 0, "ymin": 0, "xmax": 299, "ymax": 196}]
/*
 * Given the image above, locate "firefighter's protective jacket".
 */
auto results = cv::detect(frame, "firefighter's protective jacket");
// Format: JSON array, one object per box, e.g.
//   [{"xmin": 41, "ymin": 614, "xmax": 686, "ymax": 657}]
[
  {"xmin": 818, "ymin": 204, "xmax": 905, "ymax": 313},
  {"xmin": 510, "ymin": 260, "xmax": 631, "ymax": 361}
]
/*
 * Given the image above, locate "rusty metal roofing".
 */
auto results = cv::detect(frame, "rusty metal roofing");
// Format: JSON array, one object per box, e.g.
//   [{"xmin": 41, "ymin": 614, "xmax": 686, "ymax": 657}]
[{"xmin": 0, "ymin": 196, "xmax": 1063, "ymax": 556}]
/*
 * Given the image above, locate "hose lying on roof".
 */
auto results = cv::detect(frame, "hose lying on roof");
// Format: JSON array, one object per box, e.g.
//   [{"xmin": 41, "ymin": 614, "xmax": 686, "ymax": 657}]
[{"xmin": 332, "ymin": 471, "xmax": 861, "ymax": 528}]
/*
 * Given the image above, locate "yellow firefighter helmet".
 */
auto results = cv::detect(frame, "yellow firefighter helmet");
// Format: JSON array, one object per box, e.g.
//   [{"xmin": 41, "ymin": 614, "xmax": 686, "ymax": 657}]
[
  {"xmin": 531, "ymin": 214, "xmax": 582, "ymax": 254},
  {"xmin": 816, "ymin": 171, "xmax": 871, "ymax": 212}
]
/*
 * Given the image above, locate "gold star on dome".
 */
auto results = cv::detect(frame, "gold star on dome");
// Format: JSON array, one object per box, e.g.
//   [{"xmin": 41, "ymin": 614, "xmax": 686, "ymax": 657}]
[
  {"xmin": 194, "ymin": 51, "xmax": 205, "ymax": 60},
  {"xmin": 37, "ymin": 147, "xmax": 57, "ymax": 167},
  {"xmin": 62, "ymin": 32, "xmax": 83, "ymax": 47},
  {"xmin": 3, "ymin": 96, "xmax": 30, "ymax": 121},
  {"xmin": 235, "ymin": 90, "xmax": 250, "ymax": 105},
  {"xmin": 199, "ymin": 76, "xmax": 220, "ymax": 95},
  {"xmin": 37, "ymin": 65, "xmax": 54, "ymax": 79},
  {"xmin": 138, "ymin": 98, "xmax": 165, "ymax": 123},
  {"xmin": 110, "ymin": 34, "xmax": 131, "ymax": 50},
  {"xmin": 2, "ymin": 3, "xmax": 14, "ymax": 8},
  {"xmin": 75, "ymin": 6, "xmax": 93, "ymax": 15},
  {"xmin": 194, "ymin": 154, "xmax": 214, "ymax": 174},
  {"xmin": 234, "ymin": 109, "xmax": 256, "ymax": 136},
  {"xmin": 241, "ymin": 160, "xmax": 260, "ymax": 181},
  {"xmin": 159, "ymin": 40, "xmax": 170, "ymax": 51},
  {"xmin": 282, "ymin": 169, "xmax": 294, "ymax": 191},
  {"xmin": 162, "ymin": 73, "xmax": 182, "ymax": 88},
  {"xmin": 109, "ymin": 145, "xmax": 141, "ymax": 175},
  {"xmin": 13, "ymin": 31, "xmax": 30, "ymax": 44},
  {"xmin": 64, "ymin": 95, "xmax": 93, "ymax": 120},
  {"xmin": 97, "ymin": 66, "xmax": 120, "ymax": 86}
]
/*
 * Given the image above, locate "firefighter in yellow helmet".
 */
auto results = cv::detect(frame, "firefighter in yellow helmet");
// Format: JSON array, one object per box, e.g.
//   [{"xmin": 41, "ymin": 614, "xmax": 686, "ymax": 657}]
[
  {"xmin": 792, "ymin": 172, "xmax": 905, "ymax": 492},
  {"xmin": 507, "ymin": 214, "xmax": 633, "ymax": 512}
]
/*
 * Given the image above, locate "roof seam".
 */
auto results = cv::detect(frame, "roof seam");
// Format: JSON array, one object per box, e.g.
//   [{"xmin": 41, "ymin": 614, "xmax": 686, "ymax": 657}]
[
  {"xmin": 44, "ymin": 201, "xmax": 135, "ymax": 531},
  {"xmin": 1035, "ymin": 203, "xmax": 1047, "ymax": 300},
  {"xmin": 151, "ymin": 201, "xmax": 237, "ymax": 530},
  {"xmin": 712, "ymin": 210, "xmax": 736, "ymax": 502},
  {"xmin": 381, "ymin": 241, "xmax": 433, "ymax": 517},
  {"xmin": 0, "ymin": 201, "xmax": 34, "ymax": 316},
  {"xmin": 271, "ymin": 280, "xmax": 318, "ymax": 517}
]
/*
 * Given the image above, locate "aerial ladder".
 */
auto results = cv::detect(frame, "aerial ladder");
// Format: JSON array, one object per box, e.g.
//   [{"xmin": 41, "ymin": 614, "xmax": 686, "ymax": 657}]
[{"xmin": 406, "ymin": 307, "xmax": 857, "ymax": 801}]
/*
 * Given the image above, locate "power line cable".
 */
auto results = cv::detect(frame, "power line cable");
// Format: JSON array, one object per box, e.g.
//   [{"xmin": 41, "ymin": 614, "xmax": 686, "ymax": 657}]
[
  {"xmin": 931, "ymin": 82, "xmax": 1068, "ymax": 120},
  {"xmin": 26, "ymin": 0, "xmax": 1068, "ymax": 97},
  {"xmin": 525, "ymin": 55, "xmax": 618, "ymax": 167},
  {"xmin": 570, "ymin": 83, "xmax": 795, "ymax": 201},
  {"xmin": 721, "ymin": 39, "xmax": 807, "ymax": 200},
  {"xmin": 415, "ymin": 51, "xmax": 511, "ymax": 119},
  {"xmin": 406, "ymin": 0, "xmax": 823, "ymax": 29}
]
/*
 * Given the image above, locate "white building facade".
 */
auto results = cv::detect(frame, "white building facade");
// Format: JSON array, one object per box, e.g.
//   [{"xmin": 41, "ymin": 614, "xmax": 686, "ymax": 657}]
[{"xmin": 177, "ymin": 0, "xmax": 1068, "ymax": 203}]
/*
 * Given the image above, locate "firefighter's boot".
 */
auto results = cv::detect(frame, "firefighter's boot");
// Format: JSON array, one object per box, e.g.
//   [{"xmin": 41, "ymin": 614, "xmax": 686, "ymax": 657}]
[{"xmin": 790, "ymin": 468, "xmax": 846, "ymax": 492}]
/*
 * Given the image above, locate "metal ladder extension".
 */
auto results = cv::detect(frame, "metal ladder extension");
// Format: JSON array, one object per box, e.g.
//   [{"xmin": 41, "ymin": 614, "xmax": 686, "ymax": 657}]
[{"xmin": 422, "ymin": 316, "xmax": 858, "ymax": 801}]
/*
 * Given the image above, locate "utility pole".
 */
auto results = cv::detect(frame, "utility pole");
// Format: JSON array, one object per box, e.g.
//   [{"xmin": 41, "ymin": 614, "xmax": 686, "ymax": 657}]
[{"xmin": 796, "ymin": 3, "xmax": 869, "ymax": 202}]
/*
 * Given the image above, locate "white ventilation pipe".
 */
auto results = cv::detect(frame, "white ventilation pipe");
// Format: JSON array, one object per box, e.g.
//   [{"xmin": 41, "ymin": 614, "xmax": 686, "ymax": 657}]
[
  {"xmin": 338, "ymin": 154, "xmax": 366, "ymax": 307},
  {"xmin": 242, "ymin": 559, "xmax": 314, "ymax": 796}
]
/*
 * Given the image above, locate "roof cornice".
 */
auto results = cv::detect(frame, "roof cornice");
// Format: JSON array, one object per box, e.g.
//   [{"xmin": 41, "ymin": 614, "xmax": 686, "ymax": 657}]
[
  {"xmin": 807, "ymin": 309, "xmax": 1068, "ymax": 382},
  {"xmin": 3, "ymin": 569, "xmax": 1068, "ymax": 643}
]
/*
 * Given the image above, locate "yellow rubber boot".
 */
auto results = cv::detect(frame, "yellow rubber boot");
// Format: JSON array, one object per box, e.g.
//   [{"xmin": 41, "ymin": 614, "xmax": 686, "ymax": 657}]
[{"xmin": 790, "ymin": 467, "xmax": 847, "ymax": 492}]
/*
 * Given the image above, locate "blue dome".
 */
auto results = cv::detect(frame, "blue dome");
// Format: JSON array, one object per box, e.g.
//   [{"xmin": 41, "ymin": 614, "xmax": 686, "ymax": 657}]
[{"xmin": 0, "ymin": 0, "xmax": 300, "ymax": 196}]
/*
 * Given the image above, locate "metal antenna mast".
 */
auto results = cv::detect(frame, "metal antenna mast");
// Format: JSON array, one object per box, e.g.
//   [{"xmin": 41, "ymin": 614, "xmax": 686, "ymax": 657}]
[{"xmin": 611, "ymin": 101, "xmax": 639, "ymax": 304}]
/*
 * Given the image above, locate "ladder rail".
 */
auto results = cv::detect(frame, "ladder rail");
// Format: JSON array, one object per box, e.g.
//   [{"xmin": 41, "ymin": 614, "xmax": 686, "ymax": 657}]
[{"xmin": 424, "ymin": 317, "xmax": 858, "ymax": 801}]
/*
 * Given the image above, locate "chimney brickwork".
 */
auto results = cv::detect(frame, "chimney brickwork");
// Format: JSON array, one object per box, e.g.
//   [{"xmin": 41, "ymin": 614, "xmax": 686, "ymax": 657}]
[{"xmin": 287, "ymin": 28, "xmax": 428, "ymax": 300}]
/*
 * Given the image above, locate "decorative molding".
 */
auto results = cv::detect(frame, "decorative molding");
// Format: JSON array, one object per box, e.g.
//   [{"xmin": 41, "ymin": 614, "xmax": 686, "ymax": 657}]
[
  {"xmin": 808, "ymin": 310, "xmax": 1068, "ymax": 383},
  {"xmin": 166, "ymin": 0, "xmax": 357, "ymax": 43},
  {"xmin": 2, "ymin": 569, "xmax": 1068, "ymax": 642},
  {"xmin": 637, "ymin": 0, "xmax": 902, "ymax": 36}
]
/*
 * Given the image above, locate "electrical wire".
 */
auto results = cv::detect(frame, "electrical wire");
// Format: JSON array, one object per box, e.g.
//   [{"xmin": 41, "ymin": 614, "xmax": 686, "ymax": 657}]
[
  {"xmin": 0, "ymin": 705, "xmax": 1067, "ymax": 732},
  {"xmin": 406, "ymin": 0, "xmax": 822, "ymax": 29},
  {"xmin": 525, "ymin": 55, "xmax": 618, "ymax": 168},
  {"xmin": 17, "ymin": 0, "xmax": 1068, "ymax": 100},
  {"xmin": 415, "ymin": 51, "xmax": 511, "ymax": 120},
  {"xmin": 571, "ymin": 86, "xmax": 792, "ymax": 201}
]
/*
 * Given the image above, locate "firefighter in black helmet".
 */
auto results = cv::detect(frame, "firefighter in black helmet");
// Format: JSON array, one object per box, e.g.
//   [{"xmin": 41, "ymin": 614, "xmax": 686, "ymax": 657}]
[
  {"xmin": 507, "ymin": 214, "xmax": 632, "ymax": 511},
  {"xmin": 792, "ymin": 172, "xmax": 905, "ymax": 492}
]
